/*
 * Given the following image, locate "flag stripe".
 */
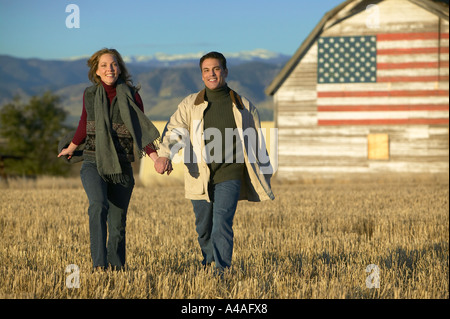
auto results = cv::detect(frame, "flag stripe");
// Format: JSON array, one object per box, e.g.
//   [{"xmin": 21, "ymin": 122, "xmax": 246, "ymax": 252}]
[
  {"xmin": 318, "ymin": 119, "xmax": 449, "ymax": 126},
  {"xmin": 378, "ymin": 39, "xmax": 447, "ymax": 49},
  {"xmin": 377, "ymin": 32, "xmax": 449, "ymax": 41},
  {"xmin": 378, "ymin": 75, "xmax": 449, "ymax": 82},
  {"xmin": 378, "ymin": 47, "xmax": 449, "ymax": 55},
  {"xmin": 318, "ymin": 96, "xmax": 449, "ymax": 105},
  {"xmin": 318, "ymin": 104, "xmax": 449, "ymax": 112},
  {"xmin": 318, "ymin": 90, "xmax": 448, "ymax": 98},
  {"xmin": 317, "ymin": 81, "xmax": 447, "ymax": 92},
  {"xmin": 377, "ymin": 61, "xmax": 449, "ymax": 69},
  {"xmin": 377, "ymin": 53, "xmax": 449, "ymax": 63},
  {"xmin": 378, "ymin": 68, "xmax": 447, "ymax": 77},
  {"xmin": 318, "ymin": 110, "xmax": 449, "ymax": 120}
]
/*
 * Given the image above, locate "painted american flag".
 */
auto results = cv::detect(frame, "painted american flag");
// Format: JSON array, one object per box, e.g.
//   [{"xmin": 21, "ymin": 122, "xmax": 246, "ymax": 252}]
[{"xmin": 316, "ymin": 32, "xmax": 449, "ymax": 125}]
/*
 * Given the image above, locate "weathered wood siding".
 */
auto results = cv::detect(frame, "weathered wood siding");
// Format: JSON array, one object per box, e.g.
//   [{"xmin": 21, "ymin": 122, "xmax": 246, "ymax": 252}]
[{"xmin": 274, "ymin": 0, "xmax": 449, "ymax": 180}]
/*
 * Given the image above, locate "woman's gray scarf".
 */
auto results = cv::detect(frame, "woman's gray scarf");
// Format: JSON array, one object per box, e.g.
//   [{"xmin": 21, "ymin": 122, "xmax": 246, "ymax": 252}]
[{"xmin": 94, "ymin": 80, "xmax": 159, "ymax": 183}]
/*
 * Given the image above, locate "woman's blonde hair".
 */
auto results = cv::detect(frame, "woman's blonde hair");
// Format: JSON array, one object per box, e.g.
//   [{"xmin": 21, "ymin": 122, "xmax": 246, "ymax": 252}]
[{"xmin": 87, "ymin": 48, "xmax": 139, "ymax": 90}]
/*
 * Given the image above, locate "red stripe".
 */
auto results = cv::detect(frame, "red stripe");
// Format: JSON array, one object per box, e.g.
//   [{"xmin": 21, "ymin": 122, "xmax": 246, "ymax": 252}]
[
  {"xmin": 377, "ymin": 75, "xmax": 450, "ymax": 82},
  {"xmin": 318, "ymin": 118, "xmax": 449, "ymax": 126},
  {"xmin": 377, "ymin": 47, "xmax": 449, "ymax": 55},
  {"xmin": 318, "ymin": 104, "xmax": 450, "ymax": 112},
  {"xmin": 377, "ymin": 61, "xmax": 449, "ymax": 69},
  {"xmin": 317, "ymin": 90, "xmax": 449, "ymax": 98},
  {"xmin": 377, "ymin": 32, "xmax": 449, "ymax": 41}
]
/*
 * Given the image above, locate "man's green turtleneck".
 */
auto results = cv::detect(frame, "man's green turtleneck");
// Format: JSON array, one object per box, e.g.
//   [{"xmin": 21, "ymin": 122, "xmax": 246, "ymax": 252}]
[{"xmin": 203, "ymin": 85, "xmax": 244, "ymax": 184}]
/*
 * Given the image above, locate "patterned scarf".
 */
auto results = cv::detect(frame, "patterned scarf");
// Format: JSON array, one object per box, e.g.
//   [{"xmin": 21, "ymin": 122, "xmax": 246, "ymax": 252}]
[{"xmin": 94, "ymin": 79, "xmax": 160, "ymax": 183}]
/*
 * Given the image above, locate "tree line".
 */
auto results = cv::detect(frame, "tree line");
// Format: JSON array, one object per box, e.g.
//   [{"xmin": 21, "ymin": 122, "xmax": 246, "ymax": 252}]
[{"xmin": 0, "ymin": 91, "xmax": 72, "ymax": 177}]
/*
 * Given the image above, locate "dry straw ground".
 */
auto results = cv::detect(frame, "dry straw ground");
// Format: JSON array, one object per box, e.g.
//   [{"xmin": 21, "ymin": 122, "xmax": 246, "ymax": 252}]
[{"xmin": 0, "ymin": 173, "xmax": 448, "ymax": 299}]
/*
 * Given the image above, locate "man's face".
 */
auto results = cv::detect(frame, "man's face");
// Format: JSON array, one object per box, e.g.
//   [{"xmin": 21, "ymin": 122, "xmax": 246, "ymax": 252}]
[{"xmin": 201, "ymin": 58, "xmax": 228, "ymax": 90}]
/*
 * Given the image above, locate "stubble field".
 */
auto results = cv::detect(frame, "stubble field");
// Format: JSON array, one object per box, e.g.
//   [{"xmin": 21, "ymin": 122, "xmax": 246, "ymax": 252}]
[{"xmin": 0, "ymin": 174, "xmax": 448, "ymax": 299}]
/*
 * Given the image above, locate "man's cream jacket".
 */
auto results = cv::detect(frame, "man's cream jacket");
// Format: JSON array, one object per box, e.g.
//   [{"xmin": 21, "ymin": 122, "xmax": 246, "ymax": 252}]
[{"xmin": 158, "ymin": 88, "xmax": 275, "ymax": 202}]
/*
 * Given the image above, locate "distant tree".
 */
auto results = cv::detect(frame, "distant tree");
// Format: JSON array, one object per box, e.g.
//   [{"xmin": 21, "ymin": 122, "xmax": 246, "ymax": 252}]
[{"xmin": 0, "ymin": 91, "xmax": 71, "ymax": 176}]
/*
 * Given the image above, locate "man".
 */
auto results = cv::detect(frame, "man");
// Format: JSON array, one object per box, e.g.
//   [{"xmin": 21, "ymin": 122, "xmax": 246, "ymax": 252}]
[{"xmin": 155, "ymin": 51, "xmax": 274, "ymax": 274}]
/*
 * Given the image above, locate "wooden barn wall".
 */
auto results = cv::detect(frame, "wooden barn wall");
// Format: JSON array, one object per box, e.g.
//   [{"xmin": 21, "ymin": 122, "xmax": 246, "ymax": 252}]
[{"xmin": 274, "ymin": 0, "xmax": 449, "ymax": 180}]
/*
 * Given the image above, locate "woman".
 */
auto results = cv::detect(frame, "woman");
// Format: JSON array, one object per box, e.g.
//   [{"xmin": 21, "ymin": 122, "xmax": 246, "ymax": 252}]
[{"xmin": 58, "ymin": 48, "xmax": 161, "ymax": 271}]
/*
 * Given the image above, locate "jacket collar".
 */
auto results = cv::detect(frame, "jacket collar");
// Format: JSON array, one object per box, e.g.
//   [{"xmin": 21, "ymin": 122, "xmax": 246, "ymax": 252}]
[{"xmin": 194, "ymin": 86, "xmax": 244, "ymax": 110}]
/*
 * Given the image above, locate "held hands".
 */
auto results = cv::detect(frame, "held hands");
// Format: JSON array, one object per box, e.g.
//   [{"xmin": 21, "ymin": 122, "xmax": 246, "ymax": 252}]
[{"xmin": 154, "ymin": 156, "xmax": 173, "ymax": 175}]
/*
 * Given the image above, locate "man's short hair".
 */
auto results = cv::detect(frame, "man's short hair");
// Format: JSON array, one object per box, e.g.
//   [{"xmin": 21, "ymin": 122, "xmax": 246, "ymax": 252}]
[{"xmin": 199, "ymin": 51, "xmax": 227, "ymax": 70}]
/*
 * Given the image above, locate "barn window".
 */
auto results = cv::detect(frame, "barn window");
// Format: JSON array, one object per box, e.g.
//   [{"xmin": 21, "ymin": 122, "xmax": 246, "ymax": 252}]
[{"xmin": 368, "ymin": 134, "xmax": 389, "ymax": 160}]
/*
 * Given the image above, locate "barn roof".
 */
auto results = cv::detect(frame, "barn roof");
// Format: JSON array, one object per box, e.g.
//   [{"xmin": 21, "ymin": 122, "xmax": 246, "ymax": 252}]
[{"xmin": 265, "ymin": 0, "xmax": 450, "ymax": 96}]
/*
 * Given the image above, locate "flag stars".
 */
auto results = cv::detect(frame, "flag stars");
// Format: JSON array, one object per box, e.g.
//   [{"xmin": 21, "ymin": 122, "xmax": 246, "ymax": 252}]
[{"xmin": 317, "ymin": 35, "xmax": 377, "ymax": 83}]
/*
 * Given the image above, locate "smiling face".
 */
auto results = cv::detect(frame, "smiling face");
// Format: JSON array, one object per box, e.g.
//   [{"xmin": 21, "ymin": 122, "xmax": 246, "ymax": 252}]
[
  {"xmin": 96, "ymin": 53, "xmax": 121, "ymax": 85},
  {"xmin": 201, "ymin": 58, "xmax": 228, "ymax": 90}
]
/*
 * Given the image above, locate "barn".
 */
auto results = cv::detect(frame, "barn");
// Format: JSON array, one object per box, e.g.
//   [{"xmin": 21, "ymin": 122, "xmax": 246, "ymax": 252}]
[{"xmin": 266, "ymin": 0, "xmax": 449, "ymax": 181}]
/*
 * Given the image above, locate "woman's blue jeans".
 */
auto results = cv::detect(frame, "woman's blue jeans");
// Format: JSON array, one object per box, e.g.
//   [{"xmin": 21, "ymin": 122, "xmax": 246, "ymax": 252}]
[
  {"xmin": 191, "ymin": 179, "xmax": 241, "ymax": 272},
  {"xmin": 80, "ymin": 160, "xmax": 134, "ymax": 270}
]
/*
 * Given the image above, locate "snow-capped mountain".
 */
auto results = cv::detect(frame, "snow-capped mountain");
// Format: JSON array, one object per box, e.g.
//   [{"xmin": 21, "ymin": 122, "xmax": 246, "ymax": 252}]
[{"xmin": 122, "ymin": 49, "xmax": 289, "ymax": 67}]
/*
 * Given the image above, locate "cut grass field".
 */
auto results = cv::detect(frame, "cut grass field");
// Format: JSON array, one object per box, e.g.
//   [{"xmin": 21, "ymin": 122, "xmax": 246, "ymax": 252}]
[{"xmin": 0, "ymin": 174, "xmax": 448, "ymax": 299}]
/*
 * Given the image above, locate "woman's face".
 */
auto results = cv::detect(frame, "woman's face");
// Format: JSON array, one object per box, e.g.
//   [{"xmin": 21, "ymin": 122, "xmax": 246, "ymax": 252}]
[{"xmin": 96, "ymin": 53, "xmax": 121, "ymax": 85}]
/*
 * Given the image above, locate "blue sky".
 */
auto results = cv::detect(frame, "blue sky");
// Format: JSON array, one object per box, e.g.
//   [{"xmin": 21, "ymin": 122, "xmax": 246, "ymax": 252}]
[{"xmin": 0, "ymin": 0, "xmax": 344, "ymax": 60}]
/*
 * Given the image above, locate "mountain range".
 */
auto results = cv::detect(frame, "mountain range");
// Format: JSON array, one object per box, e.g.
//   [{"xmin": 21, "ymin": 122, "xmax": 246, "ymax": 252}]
[{"xmin": 0, "ymin": 49, "xmax": 290, "ymax": 125}]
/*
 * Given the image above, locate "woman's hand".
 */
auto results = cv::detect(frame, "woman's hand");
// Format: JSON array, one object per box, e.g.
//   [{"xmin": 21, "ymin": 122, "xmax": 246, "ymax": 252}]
[{"xmin": 58, "ymin": 142, "xmax": 78, "ymax": 160}]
